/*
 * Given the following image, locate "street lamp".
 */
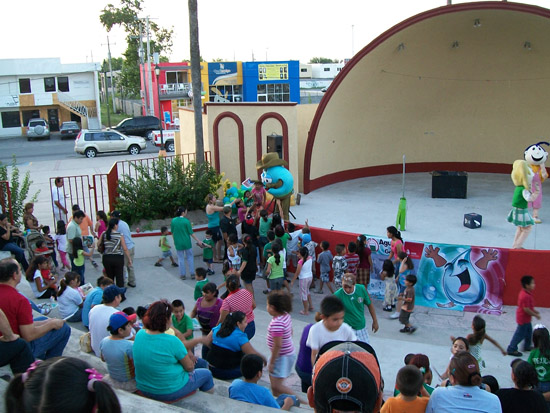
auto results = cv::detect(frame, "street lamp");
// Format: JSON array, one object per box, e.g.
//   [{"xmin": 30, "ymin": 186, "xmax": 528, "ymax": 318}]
[{"xmin": 154, "ymin": 64, "xmax": 166, "ymax": 155}]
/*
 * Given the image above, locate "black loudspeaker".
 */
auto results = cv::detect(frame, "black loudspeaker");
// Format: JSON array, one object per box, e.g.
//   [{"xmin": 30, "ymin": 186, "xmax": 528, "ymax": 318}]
[{"xmin": 432, "ymin": 171, "xmax": 468, "ymax": 199}]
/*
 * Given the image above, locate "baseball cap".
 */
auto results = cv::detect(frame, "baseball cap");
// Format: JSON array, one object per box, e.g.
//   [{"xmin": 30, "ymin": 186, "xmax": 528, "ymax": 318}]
[
  {"xmin": 111, "ymin": 210, "xmax": 122, "ymax": 218},
  {"xmin": 301, "ymin": 233, "xmax": 311, "ymax": 245},
  {"xmin": 308, "ymin": 341, "xmax": 382, "ymax": 413},
  {"xmin": 108, "ymin": 311, "xmax": 137, "ymax": 331},
  {"xmin": 103, "ymin": 285, "xmax": 126, "ymax": 303}
]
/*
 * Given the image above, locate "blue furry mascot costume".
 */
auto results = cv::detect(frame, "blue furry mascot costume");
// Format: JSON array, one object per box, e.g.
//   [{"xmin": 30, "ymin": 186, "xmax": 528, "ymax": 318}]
[{"xmin": 256, "ymin": 153, "xmax": 294, "ymax": 222}]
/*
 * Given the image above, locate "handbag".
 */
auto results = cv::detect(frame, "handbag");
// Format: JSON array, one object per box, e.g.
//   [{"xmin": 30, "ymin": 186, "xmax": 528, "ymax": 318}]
[{"xmin": 97, "ymin": 233, "xmax": 105, "ymax": 254}]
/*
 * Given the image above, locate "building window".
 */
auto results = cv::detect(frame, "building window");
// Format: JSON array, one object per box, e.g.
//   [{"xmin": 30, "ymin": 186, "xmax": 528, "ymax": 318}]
[
  {"xmin": 57, "ymin": 77, "xmax": 69, "ymax": 92},
  {"xmin": 267, "ymin": 133, "xmax": 283, "ymax": 159},
  {"xmin": 166, "ymin": 71, "xmax": 188, "ymax": 85},
  {"xmin": 257, "ymin": 83, "xmax": 290, "ymax": 102},
  {"xmin": 1, "ymin": 112, "xmax": 21, "ymax": 128},
  {"xmin": 300, "ymin": 68, "xmax": 307, "ymax": 72},
  {"xmin": 19, "ymin": 78, "xmax": 31, "ymax": 94},
  {"xmin": 337, "ymin": 67, "xmax": 341, "ymax": 71},
  {"xmin": 209, "ymin": 85, "xmax": 242, "ymax": 103},
  {"xmin": 324, "ymin": 68, "xmax": 330, "ymax": 72},
  {"xmin": 44, "ymin": 77, "xmax": 56, "ymax": 92}
]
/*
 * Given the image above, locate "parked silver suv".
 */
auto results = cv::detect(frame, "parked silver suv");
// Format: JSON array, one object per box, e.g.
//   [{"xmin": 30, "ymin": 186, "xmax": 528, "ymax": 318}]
[
  {"xmin": 26, "ymin": 118, "xmax": 50, "ymax": 141},
  {"xmin": 74, "ymin": 129, "xmax": 147, "ymax": 158}
]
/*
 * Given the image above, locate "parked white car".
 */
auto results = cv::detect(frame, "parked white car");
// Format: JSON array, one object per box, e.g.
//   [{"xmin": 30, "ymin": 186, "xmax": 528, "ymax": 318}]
[
  {"xmin": 74, "ymin": 129, "xmax": 147, "ymax": 158},
  {"xmin": 152, "ymin": 130, "xmax": 176, "ymax": 152}
]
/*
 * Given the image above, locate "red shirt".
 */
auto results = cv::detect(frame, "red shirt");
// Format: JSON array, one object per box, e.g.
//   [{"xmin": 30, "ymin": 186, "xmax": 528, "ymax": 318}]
[
  {"xmin": 221, "ymin": 289, "xmax": 255, "ymax": 323},
  {"xmin": 0, "ymin": 284, "xmax": 33, "ymax": 336},
  {"xmin": 344, "ymin": 253, "xmax": 360, "ymax": 274},
  {"xmin": 516, "ymin": 289, "xmax": 535, "ymax": 325}
]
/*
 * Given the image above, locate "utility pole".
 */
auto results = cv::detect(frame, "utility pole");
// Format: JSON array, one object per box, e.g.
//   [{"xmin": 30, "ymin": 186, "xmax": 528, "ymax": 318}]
[
  {"xmin": 146, "ymin": 16, "xmax": 155, "ymax": 116},
  {"xmin": 106, "ymin": 36, "xmax": 116, "ymax": 113},
  {"xmin": 138, "ymin": 22, "xmax": 148, "ymax": 116}
]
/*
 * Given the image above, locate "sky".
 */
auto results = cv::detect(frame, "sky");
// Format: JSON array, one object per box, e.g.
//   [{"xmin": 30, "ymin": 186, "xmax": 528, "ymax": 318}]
[{"xmin": 4, "ymin": 0, "xmax": 549, "ymax": 65}]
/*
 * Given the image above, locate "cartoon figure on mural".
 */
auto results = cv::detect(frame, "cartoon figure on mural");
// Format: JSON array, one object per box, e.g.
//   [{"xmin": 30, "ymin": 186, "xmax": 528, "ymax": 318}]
[
  {"xmin": 524, "ymin": 142, "xmax": 549, "ymax": 224},
  {"xmin": 422, "ymin": 245, "xmax": 502, "ymax": 311},
  {"xmin": 256, "ymin": 152, "xmax": 294, "ymax": 221}
]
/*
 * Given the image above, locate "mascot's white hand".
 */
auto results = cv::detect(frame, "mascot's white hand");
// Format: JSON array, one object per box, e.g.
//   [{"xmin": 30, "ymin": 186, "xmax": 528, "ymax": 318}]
[{"xmin": 522, "ymin": 188, "xmax": 538, "ymax": 202}]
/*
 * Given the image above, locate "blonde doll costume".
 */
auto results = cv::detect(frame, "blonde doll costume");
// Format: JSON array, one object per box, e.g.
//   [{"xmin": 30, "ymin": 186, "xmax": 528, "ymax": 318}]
[
  {"xmin": 524, "ymin": 142, "xmax": 549, "ymax": 223},
  {"xmin": 507, "ymin": 160, "xmax": 538, "ymax": 249}
]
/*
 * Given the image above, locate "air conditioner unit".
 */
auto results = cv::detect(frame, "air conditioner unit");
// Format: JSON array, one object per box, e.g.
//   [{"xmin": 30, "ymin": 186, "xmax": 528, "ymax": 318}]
[{"xmin": 233, "ymin": 95, "xmax": 243, "ymax": 102}]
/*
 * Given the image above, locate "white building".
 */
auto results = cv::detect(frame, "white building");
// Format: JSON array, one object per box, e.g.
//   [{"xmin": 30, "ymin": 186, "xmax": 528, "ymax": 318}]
[
  {"xmin": 0, "ymin": 58, "xmax": 101, "ymax": 138},
  {"xmin": 299, "ymin": 63, "xmax": 345, "ymax": 91}
]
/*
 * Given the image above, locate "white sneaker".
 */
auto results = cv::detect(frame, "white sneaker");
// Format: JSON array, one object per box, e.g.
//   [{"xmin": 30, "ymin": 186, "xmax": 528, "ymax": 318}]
[{"xmin": 390, "ymin": 312, "xmax": 400, "ymax": 319}]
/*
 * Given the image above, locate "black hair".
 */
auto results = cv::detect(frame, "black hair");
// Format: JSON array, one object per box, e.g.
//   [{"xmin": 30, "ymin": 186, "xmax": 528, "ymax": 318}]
[
  {"xmin": 5, "ymin": 356, "xmax": 121, "ymax": 413},
  {"xmin": 175, "ymin": 206, "xmax": 188, "ymax": 216},
  {"xmin": 271, "ymin": 213, "xmax": 282, "ymax": 230},
  {"xmin": 72, "ymin": 204, "xmax": 81, "ymax": 212},
  {"xmin": 405, "ymin": 274, "xmax": 417, "ymax": 286},
  {"xmin": 267, "ymin": 230, "xmax": 276, "ymax": 241},
  {"xmin": 242, "ymin": 234, "xmax": 255, "ymax": 257},
  {"xmin": 73, "ymin": 210, "xmax": 85, "ymax": 220},
  {"xmin": 105, "ymin": 218, "xmax": 119, "ymax": 241},
  {"xmin": 226, "ymin": 274, "xmax": 240, "ymax": 292},
  {"xmin": 301, "ymin": 227, "xmax": 310, "ymax": 234},
  {"xmin": 449, "ymin": 351, "xmax": 481, "ymax": 386},
  {"xmin": 97, "ymin": 211, "xmax": 108, "ymax": 225},
  {"xmin": 136, "ymin": 306, "xmax": 148, "ymax": 319},
  {"xmin": 396, "ymin": 365, "xmax": 424, "ymax": 397},
  {"xmin": 42, "ymin": 226, "xmax": 50, "ymax": 234},
  {"xmin": 222, "ymin": 261, "xmax": 232, "ymax": 276},
  {"xmin": 404, "ymin": 353, "xmax": 415, "ymax": 365},
  {"xmin": 321, "ymin": 240, "xmax": 329, "ymax": 250},
  {"xmin": 25, "ymin": 256, "xmax": 49, "ymax": 282},
  {"xmin": 122, "ymin": 307, "xmax": 135, "ymax": 316},
  {"xmin": 335, "ymin": 244, "xmax": 345, "ymax": 254},
  {"xmin": 0, "ymin": 258, "xmax": 20, "ymax": 283},
  {"xmin": 271, "ymin": 242, "xmax": 282, "ymax": 266},
  {"xmin": 195, "ymin": 267, "xmax": 207, "ymax": 279},
  {"xmin": 347, "ymin": 242, "xmax": 357, "ymax": 253},
  {"xmin": 58, "ymin": 272, "xmax": 80, "ymax": 298},
  {"xmin": 274, "ymin": 224, "xmax": 285, "ymax": 238},
  {"xmin": 320, "ymin": 295, "xmax": 344, "ymax": 317},
  {"xmin": 72, "ymin": 237, "xmax": 84, "ymax": 253},
  {"xmin": 521, "ymin": 275, "xmax": 534, "ymax": 288},
  {"xmin": 205, "ymin": 229, "xmax": 213, "ymax": 236},
  {"xmin": 202, "ymin": 282, "xmax": 218, "ymax": 297},
  {"xmin": 453, "ymin": 336, "xmax": 470, "ymax": 350},
  {"xmin": 56, "ymin": 220, "xmax": 66, "ymax": 235},
  {"xmin": 267, "ymin": 291, "xmax": 292, "ymax": 314},
  {"xmin": 387, "ymin": 226, "xmax": 403, "ymax": 242},
  {"xmin": 97, "ymin": 276, "xmax": 113, "ymax": 287},
  {"xmin": 107, "ymin": 320, "xmax": 131, "ymax": 336},
  {"xmin": 240, "ymin": 354, "xmax": 264, "ymax": 380},
  {"xmin": 260, "ymin": 209, "xmax": 268, "ymax": 219},
  {"xmin": 217, "ymin": 311, "xmax": 246, "ymax": 338},
  {"xmin": 228, "ymin": 233, "xmax": 238, "ymax": 244},
  {"xmin": 160, "ymin": 226, "xmax": 168, "ymax": 233},
  {"xmin": 469, "ymin": 315, "xmax": 486, "ymax": 346},
  {"xmin": 35, "ymin": 240, "xmax": 45, "ymax": 249},
  {"xmin": 287, "ymin": 222, "xmax": 295, "ymax": 232},
  {"xmin": 398, "ymin": 251, "xmax": 414, "ymax": 270},
  {"xmin": 299, "ymin": 246, "xmax": 309, "ymax": 260},
  {"xmin": 481, "ymin": 375, "xmax": 500, "ymax": 393},
  {"xmin": 357, "ymin": 234, "xmax": 367, "ymax": 259},
  {"xmin": 513, "ymin": 360, "xmax": 538, "ymax": 389},
  {"xmin": 382, "ymin": 259, "xmax": 395, "ymax": 278},
  {"xmin": 55, "ymin": 177, "xmax": 63, "ymax": 184},
  {"xmin": 533, "ymin": 327, "xmax": 550, "ymax": 358},
  {"xmin": 171, "ymin": 299, "xmax": 184, "ymax": 308}
]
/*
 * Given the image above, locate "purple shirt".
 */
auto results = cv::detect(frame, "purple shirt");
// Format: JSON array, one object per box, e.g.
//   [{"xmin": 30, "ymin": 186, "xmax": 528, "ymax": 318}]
[{"xmin": 296, "ymin": 323, "xmax": 314, "ymax": 374}]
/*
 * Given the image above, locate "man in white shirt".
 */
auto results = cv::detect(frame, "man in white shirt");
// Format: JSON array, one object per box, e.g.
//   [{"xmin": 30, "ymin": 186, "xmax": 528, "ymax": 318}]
[
  {"xmin": 89, "ymin": 285, "xmax": 125, "ymax": 357},
  {"xmin": 111, "ymin": 211, "xmax": 136, "ymax": 288},
  {"xmin": 66, "ymin": 211, "xmax": 85, "ymax": 266},
  {"xmin": 51, "ymin": 177, "xmax": 68, "ymax": 223}
]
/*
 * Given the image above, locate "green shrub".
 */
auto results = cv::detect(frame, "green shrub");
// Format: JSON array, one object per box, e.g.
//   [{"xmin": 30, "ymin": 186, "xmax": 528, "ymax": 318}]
[
  {"xmin": 0, "ymin": 155, "xmax": 40, "ymax": 226},
  {"xmin": 115, "ymin": 157, "xmax": 221, "ymax": 225}
]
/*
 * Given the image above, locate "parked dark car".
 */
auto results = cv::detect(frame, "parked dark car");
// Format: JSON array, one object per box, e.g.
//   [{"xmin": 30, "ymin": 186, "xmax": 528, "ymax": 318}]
[
  {"xmin": 59, "ymin": 121, "xmax": 81, "ymax": 139},
  {"xmin": 112, "ymin": 116, "xmax": 161, "ymax": 138}
]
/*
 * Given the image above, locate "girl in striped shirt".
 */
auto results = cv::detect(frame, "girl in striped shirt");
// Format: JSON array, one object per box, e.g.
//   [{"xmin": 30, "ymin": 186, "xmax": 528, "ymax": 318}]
[{"xmin": 266, "ymin": 291, "xmax": 301, "ymax": 402}]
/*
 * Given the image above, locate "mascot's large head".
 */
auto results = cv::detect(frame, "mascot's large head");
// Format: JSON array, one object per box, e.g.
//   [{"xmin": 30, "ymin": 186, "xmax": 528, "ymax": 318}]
[
  {"xmin": 524, "ymin": 142, "xmax": 549, "ymax": 166},
  {"xmin": 256, "ymin": 153, "xmax": 294, "ymax": 198}
]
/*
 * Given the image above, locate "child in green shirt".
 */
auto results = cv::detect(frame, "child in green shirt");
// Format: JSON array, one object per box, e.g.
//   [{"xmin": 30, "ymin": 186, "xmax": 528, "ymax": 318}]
[
  {"xmin": 171, "ymin": 299, "xmax": 193, "ymax": 340},
  {"xmin": 155, "ymin": 226, "xmax": 178, "ymax": 267},
  {"xmin": 202, "ymin": 229, "xmax": 215, "ymax": 275},
  {"xmin": 194, "ymin": 267, "xmax": 209, "ymax": 301}
]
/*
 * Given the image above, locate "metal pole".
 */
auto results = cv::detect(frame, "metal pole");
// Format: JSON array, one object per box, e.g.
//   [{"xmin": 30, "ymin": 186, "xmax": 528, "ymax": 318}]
[
  {"xmin": 146, "ymin": 17, "xmax": 155, "ymax": 116},
  {"xmin": 139, "ymin": 22, "xmax": 148, "ymax": 116},
  {"xmin": 107, "ymin": 36, "xmax": 116, "ymax": 113},
  {"xmin": 105, "ymin": 71, "xmax": 111, "ymax": 128}
]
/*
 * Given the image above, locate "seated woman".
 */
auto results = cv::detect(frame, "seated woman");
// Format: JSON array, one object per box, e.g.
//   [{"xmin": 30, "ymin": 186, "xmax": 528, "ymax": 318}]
[
  {"xmin": 25, "ymin": 256, "xmax": 57, "ymax": 299},
  {"xmin": 497, "ymin": 360, "xmax": 547, "ymax": 413},
  {"xmin": 218, "ymin": 274, "xmax": 256, "ymax": 340},
  {"xmin": 23, "ymin": 202, "xmax": 42, "ymax": 231},
  {"xmin": 133, "ymin": 300, "xmax": 214, "ymax": 402},
  {"xmin": 204, "ymin": 311, "xmax": 266, "ymax": 380},
  {"xmin": 0, "ymin": 213, "xmax": 28, "ymax": 271},
  {"xmin": 426, "ymin": 352, "xmax": 501, "ymax": 413}
]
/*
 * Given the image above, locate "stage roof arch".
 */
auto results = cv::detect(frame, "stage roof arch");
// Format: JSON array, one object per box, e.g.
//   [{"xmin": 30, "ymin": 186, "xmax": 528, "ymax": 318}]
[{"xmin": 303, "ymin": 2, "xmax": 550, "ymax": 193}]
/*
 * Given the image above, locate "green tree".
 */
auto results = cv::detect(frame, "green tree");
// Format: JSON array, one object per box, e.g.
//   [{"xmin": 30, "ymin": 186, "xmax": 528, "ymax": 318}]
[
  {"xmin": 100, "ymin": 0, "xmax": 174, "ymax": 97},
  {"xmin": 309, "ymin": 57, "xmax": 339, "ymax": 63},
  {"xmin": 101, "ymin": 57, "xmax": 124, "ymax": 73},
  {"xmin": 0, "ymin": 156, "xmax": 40, "ymax": 227}
]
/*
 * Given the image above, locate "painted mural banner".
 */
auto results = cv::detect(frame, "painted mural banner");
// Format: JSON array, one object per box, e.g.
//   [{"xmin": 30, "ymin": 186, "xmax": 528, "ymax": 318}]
[
  {"xmin": 258, "ymin": 63, "xmax": 289, "ymax": 80},
  {"xmin": 416, "ymin": 244, "xmax": 507, "ymax": 315},
  {"xmin": 364, "ymin": 235, "xmax": 507, "ymax": 315}
]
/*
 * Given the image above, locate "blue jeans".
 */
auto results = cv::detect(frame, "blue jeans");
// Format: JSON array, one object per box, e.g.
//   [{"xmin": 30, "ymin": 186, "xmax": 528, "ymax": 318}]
[
  {"xmin": 140, "ymin": 368, "xmax": 214, "ymax": 402},
  {"xmin": 209, "ymin": 364, "xmax": 242, "ymax": 380},
  {"xmin": 244, "ymin": 320, "xmax": 255, "ymax": 340},
  {"xmin": 507, "ymin": 322, "xmax": 533, "ymax": 352},
  {"xmin": 2, "ymin": 242, "xmax": 29, "ymax": 271},
  {"xmin": 73, "ymin": 264, "xmax": 85, "ymax": 285},
  {"xmin": 177, "ymin": 248, "xmax": 194, "ymax": 277},
  {"xmin": 65, "ymin": 307, "xmax": 82, "ymax": 323},
  {"xmin": 29, "ymin": 317, "xmax": 71, "ymax": 360},
  {"xmin": 0, "ymin": 338, "xmax": 34, "ymax": 373}
]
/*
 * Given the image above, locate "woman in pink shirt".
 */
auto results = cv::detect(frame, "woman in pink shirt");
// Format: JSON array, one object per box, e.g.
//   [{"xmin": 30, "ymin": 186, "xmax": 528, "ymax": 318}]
[{"xmin": 218, "ymin": 274, "xmax": 256, "ymax": 339}]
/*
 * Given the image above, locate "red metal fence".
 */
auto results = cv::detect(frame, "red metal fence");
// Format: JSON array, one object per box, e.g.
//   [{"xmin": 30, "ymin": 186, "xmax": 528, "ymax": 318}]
[{"xmin": 50, "ymin": 151, "xmax": 211, "ymax": 222}]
